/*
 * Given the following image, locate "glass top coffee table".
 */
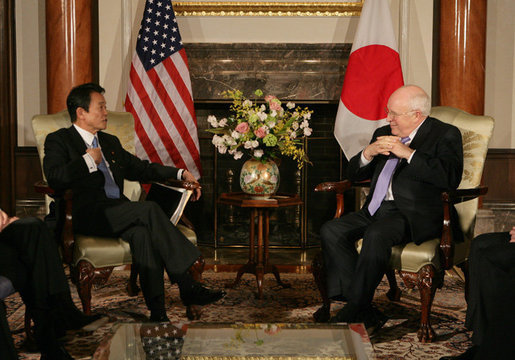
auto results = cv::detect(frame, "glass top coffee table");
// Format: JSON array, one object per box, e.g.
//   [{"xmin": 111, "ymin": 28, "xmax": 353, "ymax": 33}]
[{"xmin": 93, "ymin": 322, "xmax": 376, "ymax": 360}]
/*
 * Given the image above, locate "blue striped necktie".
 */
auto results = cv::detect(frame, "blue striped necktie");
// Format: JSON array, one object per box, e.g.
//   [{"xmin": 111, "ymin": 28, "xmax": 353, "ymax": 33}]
[
  {"xmin": 92, "ymin": 137, "xmax": 120, "ymax": 199},
  {"xmin": 367, "ymin": 136, "xmax": 410, "ymax": 215}
]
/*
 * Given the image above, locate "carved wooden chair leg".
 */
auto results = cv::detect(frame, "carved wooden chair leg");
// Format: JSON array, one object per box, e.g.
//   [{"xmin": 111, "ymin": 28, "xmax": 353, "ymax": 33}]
[
  {"xmin": 312, "ymin": 251, "xmax": 331, "ymax": 322},
  {"xmin": 75, "ymin": 261, "xmax": 95, "ymax": 315},
  {"xmin": 385, "ymin": 268, "xmax": 401, "ymax": 301},
  {"xmin": 415, "ymin": 265, "xmax": 439, "ymax": 343},
  {"xmin": 127, "ymin": 264, "xmax": 141, "ymax": 297}
]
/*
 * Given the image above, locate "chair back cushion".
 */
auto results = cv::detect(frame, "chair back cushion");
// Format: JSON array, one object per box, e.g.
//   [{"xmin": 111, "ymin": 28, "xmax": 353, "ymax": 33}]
[{"xmin": 430, "ymin": 107, "xmax": 494, "ymax": 263}]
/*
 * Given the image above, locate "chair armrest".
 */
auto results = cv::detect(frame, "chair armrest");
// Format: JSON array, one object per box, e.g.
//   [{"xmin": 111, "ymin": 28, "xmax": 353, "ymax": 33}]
[
  {"xmin": 161, "ymin": 179, "xmax": 201, "ymax": 191},
  {"xmin": 444, "ymin": 186, "xmax": 488, "ymax": 204},
  {"xmin": 34, "ymin": 180, "xmax": 54, "ymax": 195},
  {"xmin": 34, "ymin": 181, "xmax": 75, "ymax": 264},
  {"xmin": 314, "ymin": 180, "xmax": 353, "ymax": 194},
  {"xmin": 439, "ymin": 186, "xmax": 488, "ymax": 269},
  {"xmin": 314, "ymin": 180, "xmax": 370, "ymax": 219}
]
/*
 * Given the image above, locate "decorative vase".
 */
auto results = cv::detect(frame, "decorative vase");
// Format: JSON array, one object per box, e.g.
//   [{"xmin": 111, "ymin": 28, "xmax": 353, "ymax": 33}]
[{"xmin": 239, "ymin": 158, "xmax": 280, "ymax": 199}]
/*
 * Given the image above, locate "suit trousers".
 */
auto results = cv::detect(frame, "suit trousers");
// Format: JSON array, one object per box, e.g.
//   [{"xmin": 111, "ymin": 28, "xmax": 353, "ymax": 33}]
[
  {"xmin": 0, "ymin": 217, "xmax": 71, "ymax": 360},
  {"xmin": 465, "ymin": 231, "xmax": 514, "ymax": 357},
  {"xmin": 75, "ymin": 200, "xmax": 201, "ymax": 307},
  {"xmin": 0, "ymin": 217, "xmax": 69, "ymax": 309},
  {"xmin": 320, "ymin": 201, "xmax": 409, "ymax": 309}
]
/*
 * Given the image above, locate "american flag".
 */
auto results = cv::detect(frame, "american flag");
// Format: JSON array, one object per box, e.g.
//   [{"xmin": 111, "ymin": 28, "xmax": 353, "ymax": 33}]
[{"xmin": 125, "ymin": 0, "xmax": 201, "ymax": 179}]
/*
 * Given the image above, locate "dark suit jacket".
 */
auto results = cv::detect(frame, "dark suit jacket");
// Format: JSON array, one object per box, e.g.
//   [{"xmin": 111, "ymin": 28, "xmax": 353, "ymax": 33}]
[
  {"xmin": 347, "ymin": 116, "xmax": 463, "ymax": 245},
  {"xmin": 43, "ymin": 125, "xmax": 179, "ymax": 232}
]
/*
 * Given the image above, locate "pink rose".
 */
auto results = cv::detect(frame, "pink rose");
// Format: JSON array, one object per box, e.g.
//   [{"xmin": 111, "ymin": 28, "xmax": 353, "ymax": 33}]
[
  {"xmin": 235, "ymin": 122, "xmax": 249, "ymax": 134},
  {"xmin": 264, "ymin": 95, "xmax": 277, "ymax": 103},
  {"xmin": 254, "ymin": 127, "xmax": 267, "ymax": 138},
  {"xmin": 269, "ymin": 100, "xmax": 282, "ymax": 111}
]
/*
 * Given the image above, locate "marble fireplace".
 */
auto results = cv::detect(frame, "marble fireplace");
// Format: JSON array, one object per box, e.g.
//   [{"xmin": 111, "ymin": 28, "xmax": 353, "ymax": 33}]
[{"xmin": 183, "ymin": 43, "xmax": 352, "ymax": 249}]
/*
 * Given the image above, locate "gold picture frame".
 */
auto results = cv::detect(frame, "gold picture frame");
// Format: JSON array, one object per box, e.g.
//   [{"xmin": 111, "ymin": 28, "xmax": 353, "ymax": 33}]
[{"xmin": 174, "ymin": 1, "xmax": 363, "ymax": 17}]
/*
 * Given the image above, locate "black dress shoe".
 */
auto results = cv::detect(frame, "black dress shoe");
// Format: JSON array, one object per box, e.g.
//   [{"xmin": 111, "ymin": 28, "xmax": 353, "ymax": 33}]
[
  {"xmin": 40, "ymin": 344, "xmax": 75, "ymax": 360},
  {"xmin": 440, "ymin": 346, "xmax": 478, "ymax": 360},
  {"xmin": 59, "ymin": 310, "xmax": 104, "ymax": 331},
  {"xmin": 329, "ymin": 303, "xmax": 359, "ymax": 323},
  {"xmin": 359, "ymin": 306, "xmax": 388, "ymax": 335},
  {"xmin": 149, "ymin": 312, "xmax": 170, "ymax": 323},
  {"xmin": 181, "ymin": 282, "xmax": 226, "ymax": 306}
]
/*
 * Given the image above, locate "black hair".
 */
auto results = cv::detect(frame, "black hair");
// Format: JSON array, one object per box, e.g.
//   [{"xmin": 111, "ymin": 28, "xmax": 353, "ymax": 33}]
[{"xmin": 66, "ymin": 83, "xmax": 105, "ymax": 122}]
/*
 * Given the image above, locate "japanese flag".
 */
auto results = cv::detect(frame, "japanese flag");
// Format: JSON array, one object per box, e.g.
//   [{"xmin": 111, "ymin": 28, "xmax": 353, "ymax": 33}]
[{"xmin": 334, "ymin": 0, "xmax": 404, "ymax": 159}]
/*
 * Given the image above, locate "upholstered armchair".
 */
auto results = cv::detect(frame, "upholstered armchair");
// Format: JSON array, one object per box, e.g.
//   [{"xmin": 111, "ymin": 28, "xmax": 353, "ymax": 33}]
[
  {"xmin": 32, "ymin": 110, "xmax": 204, "ymax": 320},
  {"xmin": 312, "ymin": 106, "xmax": 494, "ymax": 342}
]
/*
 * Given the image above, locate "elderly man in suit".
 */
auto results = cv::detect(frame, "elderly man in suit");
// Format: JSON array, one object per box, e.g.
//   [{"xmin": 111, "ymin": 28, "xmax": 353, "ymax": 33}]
[
  {"xmin": 321, "ymin": 85, "xmax": 463, "ymax": 329},
  {"xmin": 43, "ymin": 83, "xmax": 224, "ymax": 322},
  {"xmin": 0, "ymin": 209, "xmax": 103, "ymax": 360}
]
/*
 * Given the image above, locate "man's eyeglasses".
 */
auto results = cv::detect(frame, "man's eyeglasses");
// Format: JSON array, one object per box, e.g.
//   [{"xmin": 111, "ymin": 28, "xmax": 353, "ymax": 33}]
[{"xmin": 385, "ymin": 109, "xmax": 417, "ymax": 118}]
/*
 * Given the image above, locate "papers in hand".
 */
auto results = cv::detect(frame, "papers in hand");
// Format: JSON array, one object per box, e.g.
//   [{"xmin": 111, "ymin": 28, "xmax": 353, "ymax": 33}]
[{"xmin": 150, "ymin": 182, "xmax": 193, "ymax": 226}]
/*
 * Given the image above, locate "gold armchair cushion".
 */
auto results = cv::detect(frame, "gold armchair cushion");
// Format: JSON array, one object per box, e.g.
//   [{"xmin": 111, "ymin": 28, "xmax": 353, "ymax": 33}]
[
  {"xmin": 73, "ymin": 235, "xmax": 133, "ymax": 268},
  {"xmin": 73, "ymin": 226, "xmax": 197, "ymax": 268},
  {"xmin": 356, "ymin": 238, "xmax": 441, "ymax": 273}
]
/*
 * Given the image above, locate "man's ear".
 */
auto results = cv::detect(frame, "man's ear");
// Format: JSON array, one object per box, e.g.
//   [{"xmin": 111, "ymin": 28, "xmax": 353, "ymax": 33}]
[{"xmin": 76, "ymin": 107, "xmax": 86, "ymax": 119}]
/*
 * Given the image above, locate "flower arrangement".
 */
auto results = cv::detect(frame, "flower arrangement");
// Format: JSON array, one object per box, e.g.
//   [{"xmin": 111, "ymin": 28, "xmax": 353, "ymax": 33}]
[{"xmin": 207, "ymin": 89, "xmax": 313, "ymax": 169}]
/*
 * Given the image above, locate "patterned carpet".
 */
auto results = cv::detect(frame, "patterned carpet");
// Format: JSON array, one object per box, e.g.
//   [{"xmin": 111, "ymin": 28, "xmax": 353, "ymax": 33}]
[{"xmin": 5, "ymin": 270, "xmax": 471, "ymax": 359}]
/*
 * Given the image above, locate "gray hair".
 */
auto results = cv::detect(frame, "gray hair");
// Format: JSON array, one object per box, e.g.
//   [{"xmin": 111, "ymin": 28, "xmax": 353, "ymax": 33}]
[{"xmin": 405, "ymin": 85, "xmax": 431, "ymax": 116}]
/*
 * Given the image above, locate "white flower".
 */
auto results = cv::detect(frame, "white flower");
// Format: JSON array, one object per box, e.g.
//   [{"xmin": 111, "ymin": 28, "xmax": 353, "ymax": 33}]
[
  {"xmin": 286, "ymin": 101, "xmax": 295, "ymax": 109},
  {"xmin": 244, "ymin": 140, "xmax": 253, "ymax": 149},
  {"xmin": 303, "ymin": 112, "xmax": 311, "ymax": 120},
  {"xmin": 234, "ymin": 151, "xmax": 243, "ymax": 160},
  {"xmin": 223, "ymin": 134, "xmax": 236, "ymax": 146},
  {"xmin": 260, "ymin": 104, "xmax": 266, "ymax": 112},
  {"xmin": 268, "ymin": 121, "xmax": 276, "ymax": 129},
  {"xmin": 300, "ymin": 119, "xmax": 309, "ymax": 129},
  {"xmin": 212, "ymin": 135, "xmax": 224, "ymax": 146},
  {"xmin": 290, "ymin": 131, "xmax": 297, "ymax": 139},
  {"xmin": 257, "ymin": 111, "xmax": 268, "ymax": 121},
  {"xmin": 228, "ymin": 149, "xmax": 235, "ymax": 155},
  {"xmin": 231, "ymin": 130, "xmax": 241, "ymax": 139},
  {"xmin": 218, "ymin": 117, "xmax": 228, "ymax": 127},
  {"xmin": 292, "ymin": 122, "xmax": 299, "ymax": 130},
  {"xmin": 243, "ymin": 99, "xmax": 253, "ymax": 107},
  {"xmin": 217, "ymin": 145, "xmax": 227, "ymax": 154},
  {"xmin": 207, "ymin": 115, "xmax": 218, "ymax": 127},
  {"xmin": 303, "ymin": 127, "xmax": 313, "ymax": 136},
  {"xmin": 251, "ymin": 140, "xmax": 259, "ymax": 148},
  {"xmin": 253, "ymin": 149, "xmax": 264, "ymax": 158},
  {"xmin": 270, "ymin": 110, "xmax": 277, "ymax": 117}
]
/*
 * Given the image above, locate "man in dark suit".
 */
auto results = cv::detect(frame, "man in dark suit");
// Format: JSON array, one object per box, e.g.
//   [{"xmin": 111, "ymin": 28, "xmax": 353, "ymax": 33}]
[
  {"xmin": 0, "ymin": 209, "xmax": 102, "ymax": 360},
  {"xmin": 43, "ymin": 83, "xmax": 224, "ymax": 322},
  {"xmin": 321, "ymin": 85, "xmax": 463, "ymax": 328},
  {"xmin": 440, "ymin": 226, "xmax": 515, "ymax": 360}
]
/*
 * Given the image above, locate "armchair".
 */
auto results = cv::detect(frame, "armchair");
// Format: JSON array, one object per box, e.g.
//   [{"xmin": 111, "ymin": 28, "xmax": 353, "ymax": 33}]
[
  {"xmin": 312, "ymin": 106, "xmax": 494, "ymax": 342},
  {"xmin": 32, "ymin": 110, "xmax": 204, "ymax": 320}
]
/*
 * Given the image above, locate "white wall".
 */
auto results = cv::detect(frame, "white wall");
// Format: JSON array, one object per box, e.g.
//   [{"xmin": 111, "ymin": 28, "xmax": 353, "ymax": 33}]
[
  {"xmin": 15, "ymin": 0, "xmax": 46, "ymax": 146},
  {"xmin": 16, "ymin": 0, "xmax": 514, "ymax": 149},
  {"xmin": 485, "ymin": 0, "xmax": 515, "ymax": 148}
]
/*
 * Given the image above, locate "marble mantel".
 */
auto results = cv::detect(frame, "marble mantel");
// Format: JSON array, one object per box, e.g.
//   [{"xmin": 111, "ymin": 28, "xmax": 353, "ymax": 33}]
[{"xmin": 185, "ymin": 43, "xmax": 351, "ymax": 103}]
